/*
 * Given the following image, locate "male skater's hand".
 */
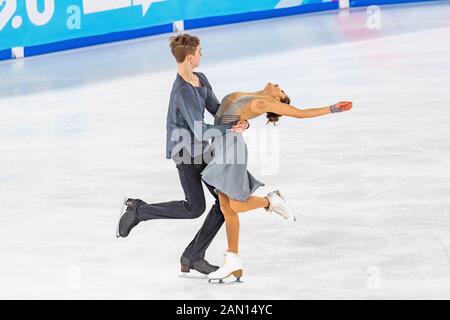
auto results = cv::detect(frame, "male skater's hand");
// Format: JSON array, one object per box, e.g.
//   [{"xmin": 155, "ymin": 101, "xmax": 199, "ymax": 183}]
[{"xmin": 231, "ymin": 120, "xmax": 250, "ymax": 133}]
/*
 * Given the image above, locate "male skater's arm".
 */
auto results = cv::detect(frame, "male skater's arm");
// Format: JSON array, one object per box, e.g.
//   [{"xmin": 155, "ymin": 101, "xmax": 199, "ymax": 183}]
[{"xmin": 176, "ymin": 87, "xmax": 234, "ymax": 141}]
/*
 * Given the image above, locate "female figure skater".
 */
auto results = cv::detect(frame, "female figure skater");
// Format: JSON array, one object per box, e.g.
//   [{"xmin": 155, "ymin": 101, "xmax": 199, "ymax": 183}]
[{"xmin": 203, "ymin": 82, "xmax": 352, "ymax": 282}]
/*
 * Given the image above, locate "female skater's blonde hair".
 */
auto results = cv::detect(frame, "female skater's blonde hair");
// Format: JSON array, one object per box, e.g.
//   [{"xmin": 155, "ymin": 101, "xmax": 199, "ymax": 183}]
[{"xmin": 168, "ymin": 33, "xmax": 200, "ymax": 63}]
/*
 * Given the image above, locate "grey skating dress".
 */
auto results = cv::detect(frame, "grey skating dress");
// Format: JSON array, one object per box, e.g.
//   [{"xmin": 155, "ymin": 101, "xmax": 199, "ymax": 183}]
[{"xmin": 201, "ymin": 94, "xmax": 265, "ymax": 201}]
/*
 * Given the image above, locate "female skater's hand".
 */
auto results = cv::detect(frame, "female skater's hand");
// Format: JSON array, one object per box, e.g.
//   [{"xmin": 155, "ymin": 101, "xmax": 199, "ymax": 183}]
[
  {"xmin": 231, "ymin": 120, "xmax": 250, "ymax": 133},
  {"xmin": 330, "ymin": 101, "xmax": 352, "ymax": 113}
]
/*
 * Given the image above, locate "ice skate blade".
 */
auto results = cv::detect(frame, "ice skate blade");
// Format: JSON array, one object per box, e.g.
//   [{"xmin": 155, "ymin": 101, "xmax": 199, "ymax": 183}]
[
  {"xmin": 208, "ymin": 270, "xmax": 244, "ymax": 284},
  {"xmin": 208, "ymin": 278, "xmax": 243, "ymax": 285},
  {"xmin": 115, "ymin": 196, "xmax": 128, "ymax": 238},
  {"xmin": 208, "ymin": 279, "xmax": 225, "ymax": 284}
]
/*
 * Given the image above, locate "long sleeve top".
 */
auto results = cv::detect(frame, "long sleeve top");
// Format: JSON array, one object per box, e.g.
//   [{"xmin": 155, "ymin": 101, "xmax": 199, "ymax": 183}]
[{"xmin": 166, "ymin": 72, "xmax": 234, "ymax": 159}]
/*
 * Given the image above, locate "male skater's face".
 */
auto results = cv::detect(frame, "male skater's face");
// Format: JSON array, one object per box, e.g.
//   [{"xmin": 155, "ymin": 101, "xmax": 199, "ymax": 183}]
[{"xmin": 188, "ymin": 45, "xmax": 202, "ymax": 68}]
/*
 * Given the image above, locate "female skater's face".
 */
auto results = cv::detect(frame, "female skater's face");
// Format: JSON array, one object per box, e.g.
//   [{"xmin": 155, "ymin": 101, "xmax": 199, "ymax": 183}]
[
  {"xmin": 265, "ymin": 82, "xmax": 287, "ymax": 101},
  {"xmin": 187, "ymin": 45, "xmax": 202, "ymax": 68}
]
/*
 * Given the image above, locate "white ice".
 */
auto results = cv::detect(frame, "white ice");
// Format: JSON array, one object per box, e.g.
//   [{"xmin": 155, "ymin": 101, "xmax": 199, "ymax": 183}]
[{"xmin": 1, "ymin": 1, "xmax": 450, "ymax": 299}]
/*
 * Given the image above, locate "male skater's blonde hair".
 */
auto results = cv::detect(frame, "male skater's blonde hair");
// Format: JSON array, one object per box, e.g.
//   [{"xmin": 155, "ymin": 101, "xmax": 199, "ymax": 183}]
[{"xmin": 168, "ymin": 33, "xmax": 200, "ymax": 63}]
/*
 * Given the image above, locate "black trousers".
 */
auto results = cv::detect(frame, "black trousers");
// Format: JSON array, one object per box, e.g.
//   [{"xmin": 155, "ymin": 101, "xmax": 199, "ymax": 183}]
[{"xmin": 136, "ymin": 154, "xmax": 224, "ymax": 262}]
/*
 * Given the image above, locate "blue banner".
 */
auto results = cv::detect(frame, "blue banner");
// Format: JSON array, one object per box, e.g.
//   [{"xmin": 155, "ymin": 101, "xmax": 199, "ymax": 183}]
[{"xmin": 0, "ymin": 0, "xmax": 337, "ymax": 52}]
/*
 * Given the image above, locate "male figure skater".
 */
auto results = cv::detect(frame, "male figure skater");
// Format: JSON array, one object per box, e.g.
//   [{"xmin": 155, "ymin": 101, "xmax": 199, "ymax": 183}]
[{"xmin": 117, "ymin": 33, "xmax": 249, "ymax": 275}]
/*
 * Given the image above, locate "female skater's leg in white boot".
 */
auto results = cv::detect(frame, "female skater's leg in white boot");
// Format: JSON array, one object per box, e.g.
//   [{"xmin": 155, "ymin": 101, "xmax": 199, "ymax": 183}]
[
  {"xmin": 210, "ymin": 191, "xmax": 286, "ymax": 283},
  {"xmin": 208, "ymin": 193, "xmax": 245, "ymax": 282}
]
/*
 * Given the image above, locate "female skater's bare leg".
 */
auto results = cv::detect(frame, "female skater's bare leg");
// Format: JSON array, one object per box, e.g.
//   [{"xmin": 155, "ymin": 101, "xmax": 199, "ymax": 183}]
[
  {"xmin": 228, "ymin": 196, "xmax": 269, "ymax": 213},
  {"xmin": 217, "ymin": 192, "xmax": 240, "ymax": 254},
  {"xmin": 209, "ymin": 192, "xmax": 244, "ymax": 282}
]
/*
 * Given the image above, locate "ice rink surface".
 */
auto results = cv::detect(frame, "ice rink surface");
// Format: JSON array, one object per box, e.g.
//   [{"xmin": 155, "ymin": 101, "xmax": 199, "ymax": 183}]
[{"xmin": 1, "ymin": 1, "xmax": 449, "ymax": 299}]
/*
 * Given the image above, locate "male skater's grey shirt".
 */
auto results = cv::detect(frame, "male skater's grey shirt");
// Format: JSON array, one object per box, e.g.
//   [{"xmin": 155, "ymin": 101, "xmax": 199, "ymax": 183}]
[{"xmin": 166, "ymin": 72, "xmax": 233, "ymax": 159}]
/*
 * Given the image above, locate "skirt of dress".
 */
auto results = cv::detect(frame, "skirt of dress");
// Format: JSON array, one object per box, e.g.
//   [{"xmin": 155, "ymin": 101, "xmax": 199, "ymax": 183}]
[{"xmin": 201, "ymin": 131, "xmax": 265, "ymax": 201}]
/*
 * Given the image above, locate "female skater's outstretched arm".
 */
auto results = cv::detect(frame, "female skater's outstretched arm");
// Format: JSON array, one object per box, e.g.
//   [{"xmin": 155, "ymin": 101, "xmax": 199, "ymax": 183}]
[{"xmin": 253, "ymin": 99, "xmax": 352, "ymax": 119}]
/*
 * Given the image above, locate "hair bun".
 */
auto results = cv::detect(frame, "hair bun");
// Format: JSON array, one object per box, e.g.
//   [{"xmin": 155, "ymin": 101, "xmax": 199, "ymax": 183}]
[{"xmin": 266, "ymin": 112, "xmax": 280, "ymax": 125}]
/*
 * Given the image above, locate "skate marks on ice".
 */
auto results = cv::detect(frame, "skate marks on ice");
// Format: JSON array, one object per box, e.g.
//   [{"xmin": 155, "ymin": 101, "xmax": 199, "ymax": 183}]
[
  {"xmin": 179, "ymin": 274, "xmax": 243, "ymax": 285},
  {"xmin": 178, "ymin": 272, "xmax": 208, "ymax": 280},
  {"xmin": 179, "ymin": 271, "xmax": 243, "ymax": 284}
]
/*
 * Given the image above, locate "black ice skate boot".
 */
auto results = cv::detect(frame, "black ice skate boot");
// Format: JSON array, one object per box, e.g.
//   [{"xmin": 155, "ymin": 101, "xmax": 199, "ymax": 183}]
[
  {"xmin": 116, "ymin": 198, "xmax": 145, "ymax": 238},
  {"xmin": 180, "ymin": 254, "xmax": 220, "ymax": 275}
]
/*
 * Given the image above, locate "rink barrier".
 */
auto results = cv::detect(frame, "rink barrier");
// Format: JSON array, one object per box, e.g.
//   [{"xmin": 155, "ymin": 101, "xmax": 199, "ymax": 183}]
[
  {"xmin": 184, "ymin": 2, "xmax": 339, "ymax": 30},
  {"xmin": 1, "ymin": 0, "xmax": 444, "ymax": 60},
  {"xmin": 3, "ymin": 1, "xmax": 340, "ymax": 60},
  {"xmin": 23, "ymin": 23, "xmax": 173, "ymax": 58},
  {"xmin": 0, "ymin": 49, "xmax": 12, "ymax": 61},
  {"xmin": 350, "ymin": 0, "xmax": 441, "ymax": 6}
]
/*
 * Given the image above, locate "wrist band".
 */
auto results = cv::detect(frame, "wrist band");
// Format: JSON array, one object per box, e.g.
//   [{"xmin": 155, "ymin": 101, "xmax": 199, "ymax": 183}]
[{"xmin": 329, "ymin": 104, "xmax": 341, "ymax": 113}]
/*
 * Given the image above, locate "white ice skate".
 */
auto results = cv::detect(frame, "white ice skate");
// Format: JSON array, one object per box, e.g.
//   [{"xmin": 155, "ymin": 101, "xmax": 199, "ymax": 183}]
[
  {"xmin": 266, "ymin": 190, "xmax": 296, "ymax": 221},
  {"xmin": 208, "ymin": 251, "xmax": 244, "ymax": 284}
]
